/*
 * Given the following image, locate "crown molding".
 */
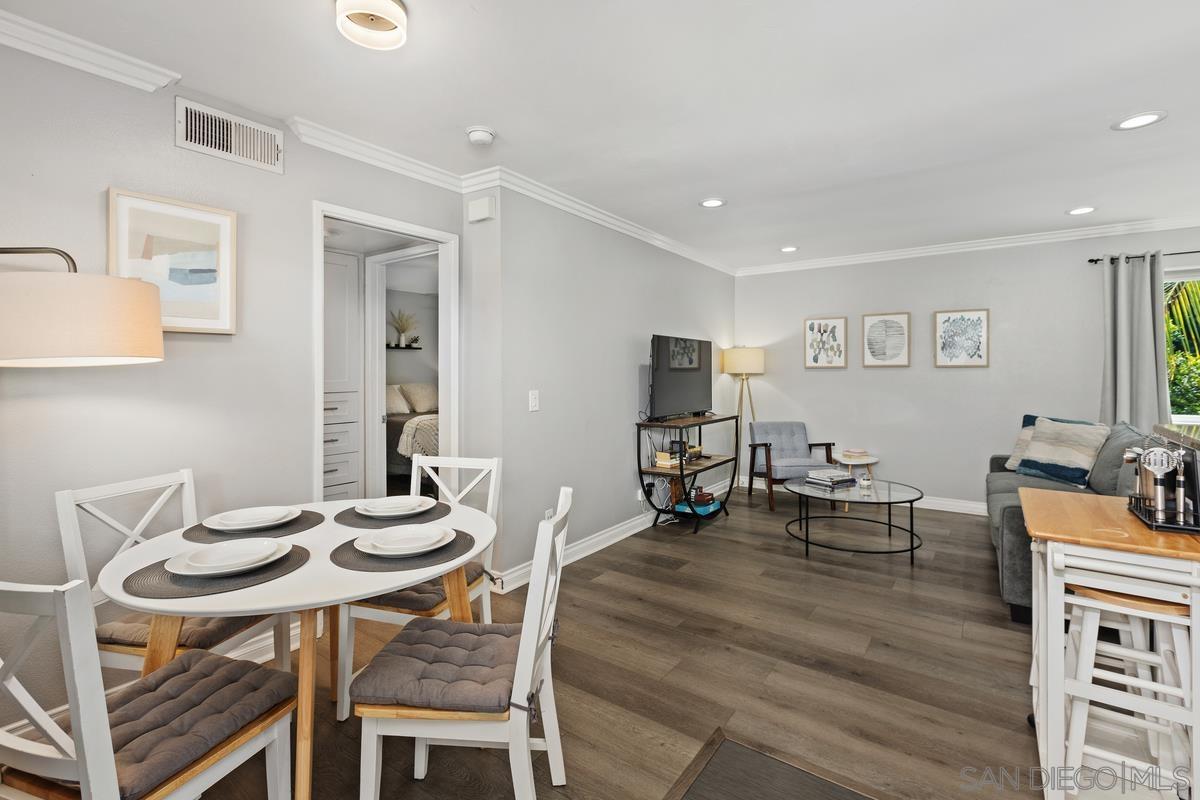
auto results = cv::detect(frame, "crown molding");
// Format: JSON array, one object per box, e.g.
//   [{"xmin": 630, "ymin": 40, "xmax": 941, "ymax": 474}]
[
  {"xmin": 0, "ymin": 9, "xmax": 179, "ymax": 92},
  {"xmin": 462, "ymin": 166, "xmax": 733, "ymax": 275},
  {"xmin": 286, "ymin": 117, "xmax": 464, "ymax": 193},
  {"xmin": 737, "ymin": 216, "xmax": 1200, "ymax": 277}
]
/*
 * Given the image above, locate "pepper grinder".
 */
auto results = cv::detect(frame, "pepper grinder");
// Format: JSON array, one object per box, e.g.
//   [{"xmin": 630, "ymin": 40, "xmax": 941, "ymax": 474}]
[
  {"xmin": 1177, "ymin": 448, "xmax": 1189, "ymax": 525},
  {"xmin": 1141, "ymin": 448, "xmax": 1178, "ymax": 525}
]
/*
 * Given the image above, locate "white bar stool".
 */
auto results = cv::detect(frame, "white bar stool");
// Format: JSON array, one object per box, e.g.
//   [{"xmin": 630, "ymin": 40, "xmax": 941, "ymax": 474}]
[{"xmin": 1063, "ymin": 584, "xmax": 1192, "ymax": 796}]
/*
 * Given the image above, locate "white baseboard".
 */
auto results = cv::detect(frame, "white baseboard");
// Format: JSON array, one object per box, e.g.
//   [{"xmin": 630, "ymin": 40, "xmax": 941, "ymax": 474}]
[
  {"xmin": 493, "ymin": 478, "xmax": 732, "ymax": 594},
  {"xmin": 737, "ymin": 472, "xmax": 986, "ymax": 516}
]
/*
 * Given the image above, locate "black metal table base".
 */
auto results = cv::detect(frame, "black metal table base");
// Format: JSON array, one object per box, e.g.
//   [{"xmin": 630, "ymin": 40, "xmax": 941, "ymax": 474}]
[{"xmin": 786, "ymin": 492, "xmax": 922, "ymax": 564}]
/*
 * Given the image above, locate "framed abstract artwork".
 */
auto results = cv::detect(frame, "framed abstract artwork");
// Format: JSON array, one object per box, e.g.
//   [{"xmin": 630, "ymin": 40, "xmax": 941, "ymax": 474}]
[
  {"xmin": 804, "ymin": 317, "xmax": 847, "ymax": 369},
  {"xmin": 668, "ymin": 337, "xmax": 701, "ymax": 370},
  {"xmin": 108, "ymin": 188, "xmax": 237, "ymax": 334},
  {"xmin": 934, "ymin": 309, "xmax": 989, "ymax": 367},
  {"xmin": 862, "ymin": 312, "xmax": 910, "ymax": 367}
]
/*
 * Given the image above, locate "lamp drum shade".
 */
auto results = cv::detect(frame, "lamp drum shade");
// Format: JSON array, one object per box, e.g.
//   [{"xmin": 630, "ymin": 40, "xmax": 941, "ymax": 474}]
[
  {"xmin": 0, "ymin": 272, "xmax": 163, "ymax": 367},
  {"xmin": 722, "ymin": 347, "xmax": 765, "ymax": 375}
]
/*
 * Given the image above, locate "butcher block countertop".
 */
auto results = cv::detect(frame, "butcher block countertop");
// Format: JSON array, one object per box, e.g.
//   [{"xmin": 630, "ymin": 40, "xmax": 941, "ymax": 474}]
[{"xmin": 1019, "ymin": 487, "xmax": 1200, "ymax": 562}]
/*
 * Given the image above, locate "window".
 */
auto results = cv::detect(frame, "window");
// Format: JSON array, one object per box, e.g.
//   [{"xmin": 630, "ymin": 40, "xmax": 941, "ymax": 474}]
[{"xmin": 1165, "ymin": 272, "xmax": 1200, "ymax": 423}]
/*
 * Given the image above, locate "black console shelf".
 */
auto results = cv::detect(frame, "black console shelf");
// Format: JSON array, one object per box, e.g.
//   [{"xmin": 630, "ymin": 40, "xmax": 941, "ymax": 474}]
[{"xmin": 636, "ymin": 414, "xmax": 740, "ymax": 533}]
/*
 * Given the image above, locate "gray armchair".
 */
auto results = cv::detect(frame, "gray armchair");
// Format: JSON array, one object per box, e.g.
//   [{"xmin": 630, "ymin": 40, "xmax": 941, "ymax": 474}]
[{"xmin": 747, "ymin": 421, "xmax": 835, "ymax": 511}]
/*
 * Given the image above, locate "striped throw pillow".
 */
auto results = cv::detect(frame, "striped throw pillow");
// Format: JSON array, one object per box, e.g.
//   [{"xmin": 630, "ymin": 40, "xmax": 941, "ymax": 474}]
[
  {"xmin": 1016, "ymin": 417, "xmax": 1111, "ymax": 488},
  {"xmin": 1004, "ymin": 413, "xmax": 1094, "ymax": 471}
]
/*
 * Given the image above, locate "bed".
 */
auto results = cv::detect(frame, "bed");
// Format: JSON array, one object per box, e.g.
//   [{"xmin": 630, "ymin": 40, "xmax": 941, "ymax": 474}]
[{"xmin": 386, "ymin": 383, "xmax": 439, "ymax": 479}]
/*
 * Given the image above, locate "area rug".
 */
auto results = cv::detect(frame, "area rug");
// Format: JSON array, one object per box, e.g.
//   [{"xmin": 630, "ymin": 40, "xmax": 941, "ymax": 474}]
[{"xmin": 664, "ymin": 729, "xmax": 875, "ymax": 800}]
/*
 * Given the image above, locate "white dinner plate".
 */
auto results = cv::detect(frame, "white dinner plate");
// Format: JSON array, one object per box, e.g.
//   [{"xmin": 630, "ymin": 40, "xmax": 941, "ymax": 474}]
[
  {"xmin": 186, "ymin": 538, "xmax": 277, "ymax": 570},
  {"xmin": 166, "ymin": 541, "xmax": 292, "ymax": 577},
  {"xmin": 203, "ymin": 506, "xmax": 301, "ymax": 532},
  {"xmin": 354, "ymin": 496, "xmax": 436, "ymax": 519},
  {"xmin": 354, "ymin": 526, "xmax": 455, "ymax": 558}
]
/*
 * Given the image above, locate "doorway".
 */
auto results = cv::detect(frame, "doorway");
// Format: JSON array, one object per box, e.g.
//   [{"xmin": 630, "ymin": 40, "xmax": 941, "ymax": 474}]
[{"xmin": 311, "ymin": 202, "xmax": 459, "ymax": 501}]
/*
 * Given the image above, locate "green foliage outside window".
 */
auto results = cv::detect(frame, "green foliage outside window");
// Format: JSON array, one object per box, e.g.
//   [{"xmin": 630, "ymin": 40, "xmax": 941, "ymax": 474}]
[{"xmin": 1166, "ymin": 281, "xmax": 1200, "ymax": 415}]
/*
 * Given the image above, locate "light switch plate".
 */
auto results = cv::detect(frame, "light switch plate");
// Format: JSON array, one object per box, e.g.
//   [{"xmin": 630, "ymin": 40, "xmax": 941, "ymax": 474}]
[{"xmin": 528, "ymin": 390, "xmax": 540, "ymax": 412}]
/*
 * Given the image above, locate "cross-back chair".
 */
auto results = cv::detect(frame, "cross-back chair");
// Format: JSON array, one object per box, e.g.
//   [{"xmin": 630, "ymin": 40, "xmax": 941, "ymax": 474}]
[
  {"xmin": 55, "ymin": 469, "xmax": 292, "ymax": 672},
  {"xmin": 335, "ymin": 455, "xmax": 501, "ymax": 721},
  {"xmin": 0, "ymin": 579, "xmax": 296, "ymax": 800},
  {"xmin": 351, "ymin": 486, "xmax": 572, "ymax": 800}
]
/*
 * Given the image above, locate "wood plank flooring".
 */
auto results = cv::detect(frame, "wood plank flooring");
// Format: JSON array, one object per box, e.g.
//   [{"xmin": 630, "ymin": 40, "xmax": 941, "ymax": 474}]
[{"xmin": 207, "ymin": 491, "xmax": 1039, "ymax": 799}]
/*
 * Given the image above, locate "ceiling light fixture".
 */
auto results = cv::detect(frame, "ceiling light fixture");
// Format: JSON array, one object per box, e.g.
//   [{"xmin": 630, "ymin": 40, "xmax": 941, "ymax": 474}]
[
  {"xmin": 466, "ymin": 126, "xmax": 496, "ymax": 146},
  {"xmin": 699, "ymin": 198, "xmax": 725, "ymax": 209},
  {"xmin": 1111, "ymin": 111, "xmax": 1167, "ymax": 131},
  {"xmin": 780, "ymin": 246, "xmax": 798, "ymax": 253},
  {"xmin": 1067, "ymin": 207, "xmax": 1096, "ymax": 216},
  {"xmin": 336, "ymin": 0, "xmax": 408, "ymax": 50}
]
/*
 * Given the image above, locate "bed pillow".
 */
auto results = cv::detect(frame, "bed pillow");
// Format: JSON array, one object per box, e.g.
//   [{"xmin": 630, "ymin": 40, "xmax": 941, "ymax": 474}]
[
  {"xmin": 399, "ymin": 382, "xmax": 438, "ymax": 413},
  {"xmin": 386, "ymin": 385, "xmax": 411, "ymax": 414},
  {"xmin": 1016, "ymin": 418, "xmax": 1111, "ymax": 488},
  {"xmin": 1004, "ymin": 414, "xmax": 1093, "ymax": 471}
]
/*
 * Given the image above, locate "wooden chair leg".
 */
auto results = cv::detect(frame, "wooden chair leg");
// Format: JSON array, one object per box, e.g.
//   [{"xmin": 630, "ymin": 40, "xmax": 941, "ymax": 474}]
[
  {"xmin": 265, "ymin": 717, "xmax": 293, "ymax": 800},
  {"xmin": 273, "ymin": 614, "xmax": 291, "ymax": 672},
  {"xmin": 747, "ymin": 448, "xmax": 757, "ymax": 498},
  {"xmin": 540, "ymin": 666, "xmax": 567, "ymax": 786},
  {"xmin": 336, "ymin": 604, "xmax": 354, "ymax": 722},
  {"xmin": 766, "ymin": 479, "xmax": 776, "ymax": 512},
  {"xmin": 326, "ymin": 606, "xmax": 339, "ymax": 702}
]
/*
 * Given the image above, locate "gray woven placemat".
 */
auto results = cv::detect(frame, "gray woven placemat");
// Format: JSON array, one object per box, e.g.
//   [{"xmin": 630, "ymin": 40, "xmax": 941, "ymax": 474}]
[
  {"xmin": 333, "ymin": 501, "xmax": 452, "ymax": 530},
  {"xmin": 330, "ymin": 530, "xmax": 474, "ymax": 572},
  {"xmin": 183, "ymin": 510, "xmax": 325, "ymax": 544},
  {"xmin": 122, "ymin": 546, "xmax": 311, "ymax": 599}
]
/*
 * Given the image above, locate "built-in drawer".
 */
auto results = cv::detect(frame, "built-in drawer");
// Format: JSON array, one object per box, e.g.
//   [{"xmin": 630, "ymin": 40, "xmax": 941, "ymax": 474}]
[
  {"xmin": 322, "ymin": 422, "xmax": 361, "ymax": 457},
  {"xmin": 323, "ymin": 392, "xmax": 359, "ymax": 425},
  {"xmin": 323, "ymin": 481, "xmax": 362, "ymax": 502},
  {"xmin": 322, "ymin": 453, "xmax": 361, "ymax": 488}
]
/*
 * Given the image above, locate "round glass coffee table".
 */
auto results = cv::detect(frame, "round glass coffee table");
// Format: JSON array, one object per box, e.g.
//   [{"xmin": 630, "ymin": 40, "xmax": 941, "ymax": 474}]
[{"xmin": 784, "ymin": 478, "xmax": 924, "ymax": 564}]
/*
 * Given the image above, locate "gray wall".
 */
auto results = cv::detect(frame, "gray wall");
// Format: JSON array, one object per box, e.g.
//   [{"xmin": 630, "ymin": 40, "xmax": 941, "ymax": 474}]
[
  {"xmin": 385, "ymin": 290, "xmax": 438, "ymax": 385},
  {"xmin": 0, "ymin": 49, "xmax": 462, "ymax": 707},
  {"xmin": 493, "ymin": 188, "xmax": 735, "ymax": 571},
  {"xmin": 734, "ymin": 227, "xmax": 1200, "ymax": 503}
]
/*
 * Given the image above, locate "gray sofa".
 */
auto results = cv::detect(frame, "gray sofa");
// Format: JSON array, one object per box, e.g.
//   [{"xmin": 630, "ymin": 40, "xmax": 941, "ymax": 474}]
[{"xmin": 986, "ymin": 421, "xmax": 1144, "ymax": 622}]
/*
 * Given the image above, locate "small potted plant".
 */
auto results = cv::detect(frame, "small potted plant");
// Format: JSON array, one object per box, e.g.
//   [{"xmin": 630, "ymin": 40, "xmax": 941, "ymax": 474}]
[{"xmin": 388, "ymin": 310, "xmax": 416, "ymax": 347}]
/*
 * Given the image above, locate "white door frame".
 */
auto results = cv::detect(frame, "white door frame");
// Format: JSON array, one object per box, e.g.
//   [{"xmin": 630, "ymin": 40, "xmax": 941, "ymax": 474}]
[
  {"xmin": 363, "ymin": 243, "xmax": 440, "ymax": 496},
  {"xmin": 311, "ymin": 201, "xmax": 460, "ymax": 501}
]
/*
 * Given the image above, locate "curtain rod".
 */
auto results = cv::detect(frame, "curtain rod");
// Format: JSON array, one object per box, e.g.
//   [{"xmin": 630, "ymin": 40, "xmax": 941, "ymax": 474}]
[{"xmin": 1088, "ymin": 250, "xmax": 1200, "ymax": 264}]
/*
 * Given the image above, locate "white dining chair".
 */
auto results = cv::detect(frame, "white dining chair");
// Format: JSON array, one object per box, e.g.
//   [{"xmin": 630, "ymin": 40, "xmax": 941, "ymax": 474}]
[
  {"xmin": 55, "ymin": 468, "xmax": 292, "ymax": 672},
  {"xmin": 0, "ymin": 578, "xmax": 296, "ymax": 800},
  {"xmin": 351, "ymin": 486, "xmax": 572, "ymax": 800},
  {"xmin": 335, "ymin": 455, "xmax": 501, "ymax": 721}
]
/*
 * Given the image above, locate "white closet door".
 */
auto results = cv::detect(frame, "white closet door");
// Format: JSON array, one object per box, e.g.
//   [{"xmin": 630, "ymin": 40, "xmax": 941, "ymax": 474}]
[{"xmin": 324, "ymin": 251, "xmax": 364, "ymax": 394}]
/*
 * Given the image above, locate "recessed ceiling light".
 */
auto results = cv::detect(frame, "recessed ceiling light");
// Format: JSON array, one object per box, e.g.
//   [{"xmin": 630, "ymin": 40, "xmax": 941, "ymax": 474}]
[
  {"xmin": 780, "ymin": 246, "xmax": 798, "ymax": 253},
  {"xmin": 699, "ymin": 198, "xmax": 725, "ymax": 209},
  {"xmin": 1067, "ymin": 207, "xmax": 1096, "ymax": 216},
  {"xmin": 1111, "ymin": 111, "xmax": 1167, "ymax": 131},
  {"xmin": 336, "ymin": 0, "xmax": 408, "ymax": 50}
]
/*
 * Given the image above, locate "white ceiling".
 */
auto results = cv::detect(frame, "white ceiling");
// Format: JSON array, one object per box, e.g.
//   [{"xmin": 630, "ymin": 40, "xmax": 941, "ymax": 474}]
[
  {"xmin": 323, "ymin": 217, "xmax": 427, "ymax": 255},
  {"xmin": 8, "ymin": 0, "xmax": 1200, "ymax": 269}
]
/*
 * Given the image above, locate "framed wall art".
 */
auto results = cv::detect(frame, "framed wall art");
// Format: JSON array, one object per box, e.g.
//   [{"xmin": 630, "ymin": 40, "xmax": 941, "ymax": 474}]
[
  {"xmin": 862, "ymin": 312, "xmax": 910, "ymax": 367},
  {"xmin": 804, "ymin": 317, "xmax": 847, "ymax": 369},
  {"xmin": 934, "ymin": 308, "xmax": 988, "ymax": 367}
]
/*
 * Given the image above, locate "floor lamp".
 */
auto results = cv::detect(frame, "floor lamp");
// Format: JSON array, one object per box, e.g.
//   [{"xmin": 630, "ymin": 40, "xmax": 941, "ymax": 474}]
[
  {"xmin": 0, "ymin": 247, "xmax": 163, "ymax": 367},
  {"xmin": 722, "ymin": 347, "xmax": 765, "ymax": 421}
]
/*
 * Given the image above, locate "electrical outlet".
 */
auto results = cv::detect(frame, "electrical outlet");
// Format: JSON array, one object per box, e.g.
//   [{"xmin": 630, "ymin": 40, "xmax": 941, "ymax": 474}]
[{"xmin": 528, "ymin": 390, "xmax": 540, "ymax": 412}]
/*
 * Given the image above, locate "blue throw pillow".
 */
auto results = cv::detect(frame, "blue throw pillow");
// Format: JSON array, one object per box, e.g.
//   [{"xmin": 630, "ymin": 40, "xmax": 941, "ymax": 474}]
[
  {"xmin": 1016, "ymin": 417, "xmax": 1111, "ymax": 488},
  {"xmin": 1004, "ymin": 413, "xmax": 1092, "ymax": 471}
]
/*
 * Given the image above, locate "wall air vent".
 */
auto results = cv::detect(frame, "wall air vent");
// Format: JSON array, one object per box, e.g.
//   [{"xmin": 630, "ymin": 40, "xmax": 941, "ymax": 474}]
[{"xmin": 175, "ymin": 97, "xmax": 284, "ymax": 174}]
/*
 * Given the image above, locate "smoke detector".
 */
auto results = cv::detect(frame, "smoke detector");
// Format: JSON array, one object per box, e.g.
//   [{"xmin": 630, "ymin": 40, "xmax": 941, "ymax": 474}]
[{"xmin": 466, "ymin": 126, "xmax": 496, "ymax": 146}]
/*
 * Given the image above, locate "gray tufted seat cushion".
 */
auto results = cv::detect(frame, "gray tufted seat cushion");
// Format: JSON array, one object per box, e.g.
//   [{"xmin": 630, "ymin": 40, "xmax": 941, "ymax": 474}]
[
  {"xmin": 96, "ymin": 613, "xmax": 269, "ymax": 650},
  {"xmin": 350, "ymin": 618, "xmax": 521, "ymax": 713},
  {"xmin": 25, "ymin": 649, "xmax": 296, "ymax": 800},
  {"xmin": 361, "ymin": 560, "xmax": 486, "ymax": 612}
]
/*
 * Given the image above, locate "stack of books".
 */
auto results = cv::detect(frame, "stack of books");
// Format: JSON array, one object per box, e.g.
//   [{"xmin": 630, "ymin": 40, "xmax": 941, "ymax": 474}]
[
  {"xmin": 654, "ymin": 451, "xmax": 681, "ymax": 469},
  {"xmin": 842, "ymin": 448, "xmax": 869, "ymax": 458},
  {"xmin": 805, "ymin": 468, "xmax": 856, "ymax": 491}
]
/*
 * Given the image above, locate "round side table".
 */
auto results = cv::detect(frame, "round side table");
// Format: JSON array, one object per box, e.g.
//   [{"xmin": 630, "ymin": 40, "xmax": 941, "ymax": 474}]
[{"xmin": 833, "ymin": 452, "xmax": 879, "ymax": 510}]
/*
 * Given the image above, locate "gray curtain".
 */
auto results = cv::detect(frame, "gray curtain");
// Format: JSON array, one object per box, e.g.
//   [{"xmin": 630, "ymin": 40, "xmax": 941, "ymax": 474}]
[{"xmin": 1100, "ymin": 251, "xmax": 1171, "ymax": 432}]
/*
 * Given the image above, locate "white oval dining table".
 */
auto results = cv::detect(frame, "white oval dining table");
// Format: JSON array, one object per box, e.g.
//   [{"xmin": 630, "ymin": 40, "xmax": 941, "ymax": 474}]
[{"xmin": 96, "ymin": 498, "xmax": 497, "ymax": 800}]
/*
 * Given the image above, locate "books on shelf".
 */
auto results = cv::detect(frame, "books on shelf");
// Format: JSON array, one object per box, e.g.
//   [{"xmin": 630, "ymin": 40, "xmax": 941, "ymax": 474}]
[{"xmin": 674, "ymin": 500, "xmax": 722, "ymax": 516}]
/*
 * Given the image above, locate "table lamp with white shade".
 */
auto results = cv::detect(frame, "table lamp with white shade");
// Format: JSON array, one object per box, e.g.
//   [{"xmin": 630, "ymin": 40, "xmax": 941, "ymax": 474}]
[
  {"xmin": 0, "ymin": 247, "xmax": 163, "ymax": 367},
  {"xmin": 722, "ymin": 346, "xmax": 765, "ymax": 421}
]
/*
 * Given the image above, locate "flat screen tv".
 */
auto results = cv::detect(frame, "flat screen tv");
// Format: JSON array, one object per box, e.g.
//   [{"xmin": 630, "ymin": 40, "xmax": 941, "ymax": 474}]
[{"xmin": 649, "ymin": 335, "xmax": 713, "ymax": 420}]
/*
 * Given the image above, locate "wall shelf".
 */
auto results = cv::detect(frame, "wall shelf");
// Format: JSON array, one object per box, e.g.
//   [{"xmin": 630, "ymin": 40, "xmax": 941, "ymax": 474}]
[{"xmin": 386, "ymin": 345, "xmax": 423, "ymax": 350}]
